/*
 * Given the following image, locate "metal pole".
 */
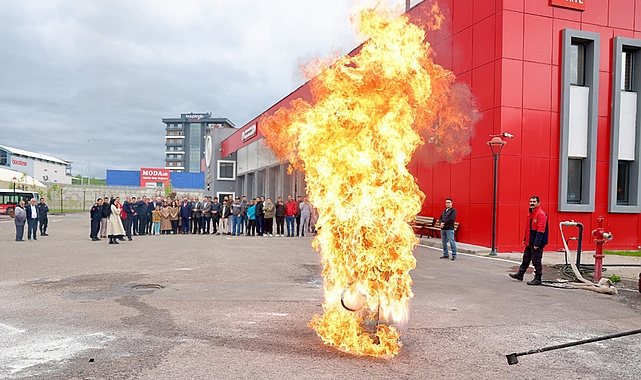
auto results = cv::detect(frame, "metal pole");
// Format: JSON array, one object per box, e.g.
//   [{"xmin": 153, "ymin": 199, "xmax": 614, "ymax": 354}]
[
  {"xmin": 88, "ymin": 139, "xmax": 91, "ymax": 186},
  {"xmin": 506, "ymin": 328, "xmax": 641, "ymax": 365},
  {"xmin": 490, "ymin": 153, "xmax": 498, "ymax": 256}
]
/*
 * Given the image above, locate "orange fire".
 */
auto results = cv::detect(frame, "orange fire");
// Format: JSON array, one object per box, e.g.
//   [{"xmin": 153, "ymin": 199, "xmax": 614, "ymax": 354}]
[{"xmin": 261, "ymin": 1, "xmax": 478, "ymax": 357}]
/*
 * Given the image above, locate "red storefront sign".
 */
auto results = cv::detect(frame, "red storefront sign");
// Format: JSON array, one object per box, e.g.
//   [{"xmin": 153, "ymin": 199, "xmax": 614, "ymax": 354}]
[
  {"xmin": 549, "ymin": 0, "xmax": 586, "ymax": 11},
  {"xmin": 140, "ymin": 168, "xmax": 170, "ymax": 187}
]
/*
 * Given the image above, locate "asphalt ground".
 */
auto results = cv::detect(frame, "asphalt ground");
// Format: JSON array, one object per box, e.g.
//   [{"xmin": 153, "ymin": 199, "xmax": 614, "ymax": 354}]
[{"xmin": 1, "ymin": 214, "xmax": 640, "ymax": 379}]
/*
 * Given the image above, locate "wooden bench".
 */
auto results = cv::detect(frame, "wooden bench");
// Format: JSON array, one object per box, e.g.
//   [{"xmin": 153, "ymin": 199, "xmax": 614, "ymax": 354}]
[
  {"xmin": 410, "ymin": 216, "xmax": 434, "ymax": 238},
  {"xmin": 428, "ymin": 220, "xmax": 460, "ymax": 241}
]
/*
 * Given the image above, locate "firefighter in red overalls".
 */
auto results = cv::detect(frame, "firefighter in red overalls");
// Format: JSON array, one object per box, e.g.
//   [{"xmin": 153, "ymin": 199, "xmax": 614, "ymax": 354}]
[{"xmin": 509, "ymin": 196, "xmax": 549, "ymax": 285}]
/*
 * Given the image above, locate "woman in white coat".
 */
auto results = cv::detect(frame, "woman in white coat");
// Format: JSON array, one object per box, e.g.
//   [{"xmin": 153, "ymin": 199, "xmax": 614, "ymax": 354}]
[{"xmin": 106, "ymin": 198, "xmax": 126, "ymax": 244}]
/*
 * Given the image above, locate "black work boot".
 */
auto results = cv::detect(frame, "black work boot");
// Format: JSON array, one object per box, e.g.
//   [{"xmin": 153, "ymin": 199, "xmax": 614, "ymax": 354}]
[
  {"xmin": 527, "ymin": 274, "xmax": 542, "ymax": 286},
  {"xmin": 509, "ymin": 271, "xmax": 525, "ymax": 281}
]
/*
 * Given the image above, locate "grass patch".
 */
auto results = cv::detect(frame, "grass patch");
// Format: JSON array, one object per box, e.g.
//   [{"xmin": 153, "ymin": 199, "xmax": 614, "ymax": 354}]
[{"xmin": 603, "ymin": 250, "xmax": 641, "ymax": 257}]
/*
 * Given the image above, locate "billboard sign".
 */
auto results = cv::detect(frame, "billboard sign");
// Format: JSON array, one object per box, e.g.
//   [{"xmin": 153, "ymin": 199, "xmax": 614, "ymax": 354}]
[
  {"xmin": 549, "ymin": 0, "xmax": 586, "ymax": 11},
  {"xmin": 140, "ymin": 168, "xmax": 170, "ymax": 187}
]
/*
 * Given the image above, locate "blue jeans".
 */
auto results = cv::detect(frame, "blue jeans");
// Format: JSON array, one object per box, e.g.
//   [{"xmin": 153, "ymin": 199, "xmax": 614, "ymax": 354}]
[
  {"xmin": 241, "ymin": 215, "xmax": 248, "ymax": 234},
  {"xmin": 256, "ymin": 216, "xmax": 264, "ymax": 235},
  {"xmin": 442, "ymin": 229, "xmax": 457, "ymax": 257},
  {"xmin": 232, "ymin": 215, "xmax": 242, "ymax": 235},
  {"xmin": 286, "ymin": 216, "xmax": 295, "ymax": 235}
]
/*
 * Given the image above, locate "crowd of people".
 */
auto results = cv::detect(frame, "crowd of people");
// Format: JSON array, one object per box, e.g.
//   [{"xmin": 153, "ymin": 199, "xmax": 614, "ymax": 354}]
[{"xmin": 90, "ymin": 194, "xmax": 318, "ymax": 244}]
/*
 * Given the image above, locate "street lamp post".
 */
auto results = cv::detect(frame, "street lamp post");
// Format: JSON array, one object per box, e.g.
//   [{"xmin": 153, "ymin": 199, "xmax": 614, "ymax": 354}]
[
  {"xmin": 487, "ymin": 136, "xmax": 507, "ymax": 256},
  {"xmin": 12, "ymin": 177, "xmax": 17, "ymax": 194},
  {"xmin": 88, "ymin": 139, "xmax": 92, "ymax": 186}
]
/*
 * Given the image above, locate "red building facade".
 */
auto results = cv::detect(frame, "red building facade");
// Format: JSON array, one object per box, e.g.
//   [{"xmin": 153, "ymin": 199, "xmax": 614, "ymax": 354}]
[{"xmin": 223, "ymin": 0, "xmax": 641, "ymax": 252}]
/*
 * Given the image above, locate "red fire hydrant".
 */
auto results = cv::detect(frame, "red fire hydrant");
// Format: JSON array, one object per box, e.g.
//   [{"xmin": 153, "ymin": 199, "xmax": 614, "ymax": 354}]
[{"xmin": 592, "ymin": 216, "xmax": 613, "ymax": 282}]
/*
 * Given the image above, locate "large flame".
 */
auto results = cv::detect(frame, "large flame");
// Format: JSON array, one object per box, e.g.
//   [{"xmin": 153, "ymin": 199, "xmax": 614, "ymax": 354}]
[{"xmin": 261, "ymin": 1, "xmax": 478, "ymax": 357}]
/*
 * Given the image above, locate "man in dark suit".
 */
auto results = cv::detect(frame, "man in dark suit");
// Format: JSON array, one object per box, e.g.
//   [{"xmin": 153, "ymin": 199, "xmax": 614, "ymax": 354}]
[
  {"xmin": 37, "ymin": 198, "xmax": 49, "ymax": 236},
  {"xmin": 202, "ymin": 196, "xmax": 212, "ymax": 234},
  {"xmin": 122, "ymin": 197, "xmax": 134, "ymax": 241},
  {"xmin": 192, "ymin": 196, "xmax": 202, "ymax": 234},
  {"xmin": 131, "ymin": 197, "xmax": 140, "ymax": 235},
  {"xmin": 146, "ymin": 197, "xmax": 155, "ymax": 234},
  {"xmin": 211, "ymin": 197, "xmax": 221, "ymax": 234},
  {"xmin": 180, "ymin": 197, "xmax": 193, "ymax": 234},
  {"xmin": 90, "ymin": 198, "xmax": 103, "ymax": 241},
  {"xmin": 136, "ymin": 197, "xmax": 148, "ymax": 236},
  {"xmin": 25, "ymin": 198, "xmax": 39, "ymax": 240}
]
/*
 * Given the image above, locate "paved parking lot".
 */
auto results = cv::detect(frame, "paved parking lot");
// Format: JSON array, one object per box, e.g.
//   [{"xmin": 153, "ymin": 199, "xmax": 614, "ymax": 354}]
[{"xmin": 1, "ymin": 214, "xmax": 640, "ymax": 379}]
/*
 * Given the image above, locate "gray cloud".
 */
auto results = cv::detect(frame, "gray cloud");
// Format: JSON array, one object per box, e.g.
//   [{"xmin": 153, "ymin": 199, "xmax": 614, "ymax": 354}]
[{"xmin": 0, "ymin": 0, "xmax": 400, "ymax": 178}]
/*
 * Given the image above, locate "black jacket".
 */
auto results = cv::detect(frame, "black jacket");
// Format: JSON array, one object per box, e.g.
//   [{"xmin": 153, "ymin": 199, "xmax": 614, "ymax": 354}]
[{"xmin": 440, "ymin": 207, "xmax": 457, "ymax": 230}]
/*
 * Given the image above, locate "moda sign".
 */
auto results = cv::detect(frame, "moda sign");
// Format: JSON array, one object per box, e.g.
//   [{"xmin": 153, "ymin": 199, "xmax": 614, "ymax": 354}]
[
  {"xmin": 140, "ymin": 168, "xmax": 170, "ymax": 187},
  {"xmin": 549, "ymin": 0, "xmax": 586, "ymax": 11}
]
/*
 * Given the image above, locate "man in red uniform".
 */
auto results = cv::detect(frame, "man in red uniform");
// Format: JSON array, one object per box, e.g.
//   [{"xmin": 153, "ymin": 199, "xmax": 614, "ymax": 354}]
[{"xmin": 509, "ymin": 196, "xmax": 548, "ymax": 286}]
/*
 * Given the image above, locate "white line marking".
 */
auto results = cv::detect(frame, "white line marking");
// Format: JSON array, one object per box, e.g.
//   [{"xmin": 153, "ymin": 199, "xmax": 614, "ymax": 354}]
[{"xmin": 417, "ymin": 244, "xmax": 521, "ymax": 264}]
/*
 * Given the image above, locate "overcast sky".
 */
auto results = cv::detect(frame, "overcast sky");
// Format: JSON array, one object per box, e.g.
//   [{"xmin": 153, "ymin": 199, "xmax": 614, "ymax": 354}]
[{"xmin": 0, "ymin": 0, "xmax": 408, "ymax": 178}]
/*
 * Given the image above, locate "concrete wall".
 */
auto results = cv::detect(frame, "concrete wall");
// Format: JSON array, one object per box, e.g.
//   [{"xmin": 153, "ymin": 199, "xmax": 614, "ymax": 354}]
[{"xmin": 45, "ymin": 184, "xmax": 205, "ymax": 213}]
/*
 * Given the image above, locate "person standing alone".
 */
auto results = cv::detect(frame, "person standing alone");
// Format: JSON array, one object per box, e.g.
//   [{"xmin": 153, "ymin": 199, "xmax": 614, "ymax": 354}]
[
  {"xmin": 439, "ymin": 198, "xmax": 457, "ymax": 260},
  {"xmin": 510, "ymin": 196, "xmax": 548, "ymax": 286}
]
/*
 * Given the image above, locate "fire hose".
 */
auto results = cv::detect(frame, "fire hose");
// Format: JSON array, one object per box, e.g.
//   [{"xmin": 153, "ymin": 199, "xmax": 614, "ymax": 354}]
[{"xmin": 556, "ymin": 221, "xmax": 617, "ymax": 295}]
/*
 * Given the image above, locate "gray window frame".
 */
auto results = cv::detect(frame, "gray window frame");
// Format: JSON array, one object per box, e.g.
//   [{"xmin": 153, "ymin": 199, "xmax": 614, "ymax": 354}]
[
  {"xmin": 609, "ymin": 37, "xmax": 641, "ymax": 213},
  {"xmin": 559, "ymin": 29, "xmax": 600, "ymax": 212}
]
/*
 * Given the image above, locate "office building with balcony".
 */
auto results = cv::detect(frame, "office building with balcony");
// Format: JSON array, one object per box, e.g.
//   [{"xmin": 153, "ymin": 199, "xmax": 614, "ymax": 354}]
[{"xmin": 161, "ymin": 113, "xmax": 235, "ymax": 173}]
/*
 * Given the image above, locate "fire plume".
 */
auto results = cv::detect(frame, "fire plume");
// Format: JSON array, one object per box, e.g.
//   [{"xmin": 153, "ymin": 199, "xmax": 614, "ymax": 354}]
[{"xmin": 261, "ymin": 2, "xmax": 478, "ymax": 357}]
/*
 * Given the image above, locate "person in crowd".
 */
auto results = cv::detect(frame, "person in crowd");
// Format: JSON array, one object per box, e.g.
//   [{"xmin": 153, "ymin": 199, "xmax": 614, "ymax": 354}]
[
  {"xmin": 160, "ymin": 201, "xmax": 171, "ymax": 235},
  {"xmin": 100, "ymin": 196, "xmax": 110, "ymax": 239},
  {"xmin": 295, "ymin": 195, "xmax": 303, "ymax": 237},
  {"xmin": 25, "ymin": 197, "xmax": 39, "ymax": 241},
  {"xmin": 131, "ymin": 197, "xmax": 140, "ymax": 235},
  {"xmin": 169, "ymin": 200, "xmax": 179, "ymax": 234},
  {"xmin": 263, "ymin": 198, "xmax": 275, "ymax": 237},
  {"xmin": 241, "ymin": 196, "xmax": 249, "ymax": 235},
  {"xmin": 14, "ymin": 200, "xmax": 26, "ymax": 242},
  {"xmin": 220, "ymin": 199, "xmax": 231, "ymax": 235},
  {"xmin": 145, "ymin": 197, "xmax": 154, "ymax": 235},
  {"xmin": 152, "ymin": 205, "xmax": 162, "ymax": 235},
  {"xmin": 299, "ymin": 196, "xmax": 312, "ymax": 237},
  {"xmin": 231, "ymin": 197, "xmax": 243, "ymax": 236},
  {"xmin": 180, "ymin": 197, "xmax": 192, "ymax": 234},
  {"xmin": 90, "ymin": 198, "xmax": 103, "ymax": 241},
  {"xmin": 211, "ymin": 197, "xmax": 221, "ymax": 234},
  {"xmin": 255, "ymin": 196, "xmax": 264, "ymax": 237},
  {"xmin": 135, "ymin": 197, "xmax": 148, "ymax": 236},
  {"xmin": 121, "ymin": 197, "xmax": 134, "ymax": 241},
  {"xmin": 310, "ymin": 204, "xmax": 319, "ymax": 234},
  {"xmin": 192, "ymin": 196, "xmax": 202, "ymax": 234},
  {"xmin": 275, "ymin": 196, "xmax": 286, "ymax": 237},
  {"xmin": 510, "ymin": 196, "xmax": 549, "ymax": 286},
  {"xmin": 202, "ymin": 196, "xmax": 212, "ymax": 234},
  {"xmin": 439, "ymin": 198, "xmax": 458, "ymax": 261},
  {"xmin": 285, "ymin": 195, "xmax": 297, "ymax": 237},
  {"xmin": 107, "ymin": 198, "xmax": 126, "ymax": 244},
  {"xmin": 114, "ymin": 197, "xmax": 125, "ymax": 241},
  {"xmin": 247, "ymin": 199, "xmax": 256, "ymax": 236},
  {"xmin": 37, "ymin": 197, "xmax": 49, "ymax": 236}
]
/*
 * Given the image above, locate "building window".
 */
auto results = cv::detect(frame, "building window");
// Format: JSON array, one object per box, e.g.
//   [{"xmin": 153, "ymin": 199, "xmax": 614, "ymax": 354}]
[
  {"xmin": 559, "ymin": 29, "xmax": 600, "ymax": 212},
  {"xmin": 567, "ymin": 158, "xmax": 583, "ymax": 203},
  {"xmin": 622, "ymin": 50, "xmax": 634, "ymax": 91},
  {"xmin": 0, "ymin": 150, "xmax": 7, "ymax": 166},
  {"xmin": 617, "ymin": 161, "xmax": 631, "ymax": 205},
  {"xmin": 570, "ymin": 42, "xmax": 586, "ymax": 86},
  {"xmin": 217, "ymin": 160, "xmax": 236, "ymax": 180},
  {"xmin": 609, "ymin": 37, "xmax": 641, "ymax": 213},
  {"xmin": 189, "ymin": 123, "xmax": 201, "ymax": 172}
]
